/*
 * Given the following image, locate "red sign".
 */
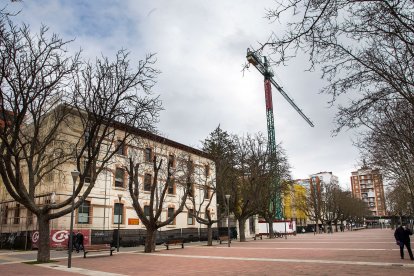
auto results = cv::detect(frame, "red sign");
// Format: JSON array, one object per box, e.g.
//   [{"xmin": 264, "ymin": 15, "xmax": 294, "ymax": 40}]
[{"xmin": 32, "ymin": 229, "xmax": 91, "ymax": 249}]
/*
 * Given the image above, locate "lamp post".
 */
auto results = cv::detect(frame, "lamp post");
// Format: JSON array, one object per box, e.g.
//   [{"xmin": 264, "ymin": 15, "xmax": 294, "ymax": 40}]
[
  {"xmin": 216, "ymin": 203, "xmax": 220, "ymax": 228},
  {"xmin": 68, "ymin": 169, "xmax": 80, "ymax": 268},
  {"xmin": 225, "ymin": 195, "xmax": 230, "ymax": 247},
  {"xmin": 328, "ymin": 212, "xmax": 333, "ymax": 234},
  {"xmin": 283, "ymin": 205, "xmax": 287, "ymax": 239},
  {"xmin": 117, "ymin": 194, "xmax": 122, "ymax": 252}
]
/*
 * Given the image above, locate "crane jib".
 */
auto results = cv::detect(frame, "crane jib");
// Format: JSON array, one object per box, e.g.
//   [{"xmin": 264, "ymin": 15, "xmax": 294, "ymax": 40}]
[{"xmin": 246, "ymin": 49, "xmax": 314, "ymax": 127}]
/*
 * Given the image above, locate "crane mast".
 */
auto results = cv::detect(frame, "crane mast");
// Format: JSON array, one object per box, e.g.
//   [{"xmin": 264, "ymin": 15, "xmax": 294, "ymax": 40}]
[{"xmin": 246, "ymin": 48, "xmax": 314, "ymax": 219}]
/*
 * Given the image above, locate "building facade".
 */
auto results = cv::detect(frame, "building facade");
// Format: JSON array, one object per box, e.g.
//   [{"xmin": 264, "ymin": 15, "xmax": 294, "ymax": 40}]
[
  {"xmin": 311, "ymin": 172, "xmax": 339, "ymax": 188},
  {"xmin": 283, "ymin": 182, "xmax": 307, "ymax": 226},
  {"xmin": 350, "ymin": 167, "xmax": 386, "ymax": 216},
  {"xmin": 0, "ymin": 116, "xmax": 217, "ymax": 237}
]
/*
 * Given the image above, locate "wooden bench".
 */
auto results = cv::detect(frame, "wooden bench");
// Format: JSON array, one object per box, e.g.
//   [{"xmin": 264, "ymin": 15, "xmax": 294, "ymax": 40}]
[
  {"xmin": 83, "ymin": 244, "xmax": 114, "ymax": 258},
  {"xmin": 352, "ymin": 227, "xmax": 365, "ymax": 231},
  {"xmin": 253, "ymin": 233, "xmax": 264, "ymax": 240},
  {"xmin": 164, "ymin": 239, "xmax": 184, "ymax": 250},
  {"xmin": 219, "ymin": 235, "xmax": 230, "ymax": 244}
]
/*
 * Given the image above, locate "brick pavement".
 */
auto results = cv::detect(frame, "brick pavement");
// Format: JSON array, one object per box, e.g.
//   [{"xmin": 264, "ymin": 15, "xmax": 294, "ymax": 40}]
[{"xmin": 0, "ymin": 228, "xmax": 413, "ymax": 275}]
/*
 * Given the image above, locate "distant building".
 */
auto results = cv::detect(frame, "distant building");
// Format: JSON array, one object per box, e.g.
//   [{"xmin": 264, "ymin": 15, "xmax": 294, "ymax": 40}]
[
  {"xmin": 311, "ymin": 172, "xmax": 339, "ymax": 188},
  {"xmin": 296, "ymin": 178, "xmax": 310, "ymax": 190},
  {"xmin": 350, "ymin": 167, "xmax": 386, "ymax": 216}
]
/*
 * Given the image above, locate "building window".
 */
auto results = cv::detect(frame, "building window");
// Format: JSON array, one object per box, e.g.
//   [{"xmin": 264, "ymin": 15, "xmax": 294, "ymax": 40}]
[
  {"xmin": 144, "ymin": 174, "xmax": 152, "ymax": 191},
  {"xmin": 84, "ymin": 160, "xmax": 91, "ymax": 183},
  {"xmin": 188, "ymin": 184, "xmax": 195, "ymax": 197},
  {"xmin": 116, "ymin": 140, "xmax": 126, "ymax": 155},
  {"xmin": 13, "ymin": 204, "xmax": 20, "ymax": 224},
  {"xmin": 188, "ymin": 160, "xmax": 194, "ymax": 174},
  {"xmin": 45, "ymin": 163, "xmax": 54, "ymax": 182},
  {"xmin": 204, "ymin": 185, "xmax": 210, "ymax": 199},
  {"xmin": 205, "ymin": 165, "xmax": 210, "ymax": 177},
  {"xmin": 144, "ymin": 205, "xmax": 150, "ymax": 219},
  {"xmin": 27, "ymin": 210, "xmax": 33, "ymax": 225},
  {"xmin": 1, "ymin": 206, "xmax": 7, "ymax": 224},
  {"xmin": 145, "ymin": 148, "xmax": 152, "ymax": 162},
  {"xmin": 78, "ymin": 201, "xmax": 90, "ymax": 224},
  {"xmin": 115, "ymin": 168, "xmax": 125, "ymax": 188},
  {"xmin": 168, "ymin": 207, "xmax": 175, "ymax": 224},
  {"xmin": 187, "ymin": 209, "xmax": 194, "ymax": 225},
  {"xmin": 114, "ymin": 203, "xmax": 123, "ymax": 224},
  {"xmin": 167, "ymin": 179, "xmax": 175, "ymax": 195},
  {"xmin": 168, "ymin": 154, "xmax": 175, "ymax": 168}
]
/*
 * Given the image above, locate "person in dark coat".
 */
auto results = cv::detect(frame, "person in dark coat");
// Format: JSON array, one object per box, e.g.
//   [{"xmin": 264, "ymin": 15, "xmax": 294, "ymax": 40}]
[
  {"xmin": 75, "ymin": 231, "xmax": 84, "ymax": 253},
  {"xmin": 394, "ymin": 224, "xmax": 414, "ymax": 260}
]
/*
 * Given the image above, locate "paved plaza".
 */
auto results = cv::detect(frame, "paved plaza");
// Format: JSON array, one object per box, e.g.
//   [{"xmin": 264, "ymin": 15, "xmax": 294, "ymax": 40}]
[{"xmin": 0, "ymin": 228, "xmax": 413, "ymax": 275}]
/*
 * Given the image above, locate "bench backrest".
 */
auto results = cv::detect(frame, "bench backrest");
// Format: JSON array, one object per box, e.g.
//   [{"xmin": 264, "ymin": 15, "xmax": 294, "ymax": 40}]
[
  {"xmin": 86, "ymin": 244, "xmax": 111, "ymax": 249},
  {"xmin": 167, "ymin": 239, "xmax": 183, "ymax": 244}
]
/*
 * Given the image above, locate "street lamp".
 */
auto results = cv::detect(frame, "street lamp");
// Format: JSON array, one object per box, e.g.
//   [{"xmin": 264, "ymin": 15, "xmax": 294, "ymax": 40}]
[
  {"xmin": 283, "ymin": 206, "xmax": 287, "ymax": 239},
  {"xmin": 68, "ymin": 169, "xmax": 80, "ymax": 268},
  {"xmin": 225, "ymin": 195, "xmax": 230, "ymax": 247},
  {"xmin": 328, "ymin": 212, "xmax": 333, "ymax": 234},
  {"xmin": 117, "ymin": 194, "xmax": 122, "ymax": 252},
  {"xmin": 216, "ymin": 203, "xmax": 220, "ymax": 228}
]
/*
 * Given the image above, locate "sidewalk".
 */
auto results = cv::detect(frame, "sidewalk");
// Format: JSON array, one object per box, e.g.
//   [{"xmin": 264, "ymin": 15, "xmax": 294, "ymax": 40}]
[{"xmin": 1, "ymin": 229, "xmax": 413, "ymax": 275}]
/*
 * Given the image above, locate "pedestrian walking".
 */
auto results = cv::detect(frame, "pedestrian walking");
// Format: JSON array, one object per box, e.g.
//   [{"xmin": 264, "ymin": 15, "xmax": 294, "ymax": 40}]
[
  {"xmin": 75, "ymin": 231, "xmax": 84, "ymax": 253},
  {"xmin": 394, "ymin": 223, "xmax": 414, "ymax": 260}
]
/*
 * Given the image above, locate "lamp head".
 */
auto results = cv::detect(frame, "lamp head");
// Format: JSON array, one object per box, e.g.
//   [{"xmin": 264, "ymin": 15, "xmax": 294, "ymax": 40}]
[{"xmin": 71, "ymin": 170, "xmax": 80, "ymax": 182}]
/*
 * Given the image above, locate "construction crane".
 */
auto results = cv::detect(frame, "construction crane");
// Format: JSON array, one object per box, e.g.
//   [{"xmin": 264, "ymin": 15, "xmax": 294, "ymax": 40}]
[{"xmin": 246, "ymin": 48, "xmax": 314, "ymax": 219}]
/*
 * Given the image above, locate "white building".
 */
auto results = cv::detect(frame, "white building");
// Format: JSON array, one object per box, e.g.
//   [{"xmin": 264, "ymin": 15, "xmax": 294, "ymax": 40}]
[{"xmin": 0, "ymin": 122, "xmax": 217, "ymax": 241}]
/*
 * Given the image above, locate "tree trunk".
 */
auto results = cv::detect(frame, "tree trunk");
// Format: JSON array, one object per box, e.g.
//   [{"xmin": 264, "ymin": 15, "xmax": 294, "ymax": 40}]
[
  {"xmin": 144, "ymin": 228, "xmax": 156, "ymax": 253},
  {"xmin": 207, "ymin": 224, "xmax": 213, "ymax": 246},
  {"xmin": 268, "ymin": 220, "xmax": 274, "ymax": 239},
  {"xmin": 238, "ymin": 218, "xmax": 246, "ymax": 242},
  {"xmin": 37, "ymin": 215, "xmax": 50, "ymax": 262}
]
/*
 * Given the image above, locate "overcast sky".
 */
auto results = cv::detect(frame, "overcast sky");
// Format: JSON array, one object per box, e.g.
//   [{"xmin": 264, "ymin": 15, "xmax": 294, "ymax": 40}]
[{"xmin": 8, "ymin": 0, "xmax": 362, "ymax": 189}]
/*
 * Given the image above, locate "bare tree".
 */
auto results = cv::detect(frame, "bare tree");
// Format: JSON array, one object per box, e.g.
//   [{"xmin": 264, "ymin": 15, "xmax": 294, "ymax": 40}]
[
  {"xmin": 386, "ymin": 183, "xmax": 412, "ymax": 225},
  {"xmin": 0, "ymin": 15, "xmax": 160, "ymax": 262},
  {"xmin": 256, "ymin": 1, "xmax": 414, "ymax": 133},
  {"xmin": 230, "ymin": 133, "xmax": 275, "ymax": 242},
  {"xmin": 185, "ymin": 159, "xmax": 219, "ymax": 246},
  {"xmin": 202, "ymin": 127, "xmax": 292, "ymax": 241},
  {"xmin": 258, "ymin": 143, "xmax": 291, "ymax": 238},
  {"xmin": 321, "ymin": 182, "xmax": 343, "ymax": 232},
  {"xmin": 356, "ymin": 101, "xmax": 414, "ymax": 204},
  {"xmin": 127, "ymin": 152, "xmax": 193, "ymax": 253}
]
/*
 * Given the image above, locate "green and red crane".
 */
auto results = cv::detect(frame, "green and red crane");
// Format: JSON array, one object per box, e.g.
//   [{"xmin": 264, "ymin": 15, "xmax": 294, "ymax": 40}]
[{"xmin": 246, "ymin": 48, "xmax": 314, "ymax": 219}]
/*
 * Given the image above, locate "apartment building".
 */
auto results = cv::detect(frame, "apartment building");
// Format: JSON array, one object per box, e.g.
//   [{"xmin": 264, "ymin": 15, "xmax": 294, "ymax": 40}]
[
  {"xmin": 311, "ymin": 172, "xmax": 339, "ymax": 188},
  {"xmin": 350, "ymin": 167, "xmax": 386, "ymax": 216},
  {"xmin": 283, "ymin": 182, "xmax": 307, "ymax": 226}
]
